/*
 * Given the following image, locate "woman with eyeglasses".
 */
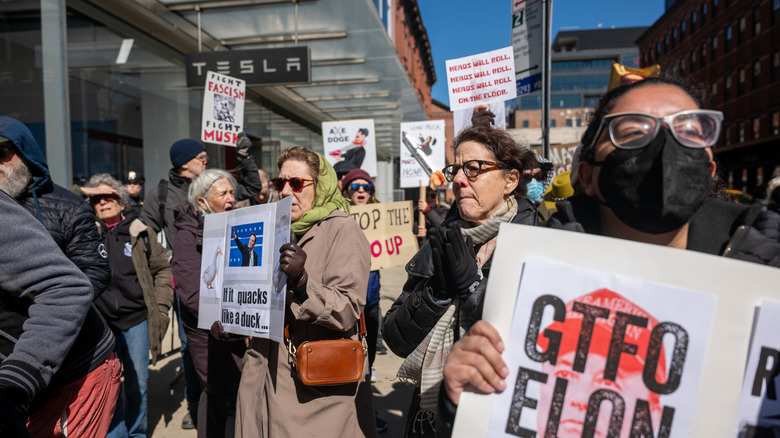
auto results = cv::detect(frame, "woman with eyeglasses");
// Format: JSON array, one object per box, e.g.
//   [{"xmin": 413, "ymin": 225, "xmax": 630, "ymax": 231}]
[
  {"xmin": 235, "ymin": 147, "xmax": 375, "ymax": 437},
  {"xmin": 171, "ymin": 168, "xmax": 245, "ymax": 438},
  {"xmin": 85, "ymin": 174, "xmax": 173, "ymax": 438},
  {"xmin": 436, "ymin": 78, "xmax": 780, "ymax": 438},
  {"xmin": 381, "ymin": 125, "xmax": 541, "ymax": 437}
]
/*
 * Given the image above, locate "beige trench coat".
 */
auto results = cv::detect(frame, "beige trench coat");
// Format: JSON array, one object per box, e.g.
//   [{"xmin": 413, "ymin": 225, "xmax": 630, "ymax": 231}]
[{"xmin": 235, "ymin": 210, "xmax": 377, "ymax": 438}]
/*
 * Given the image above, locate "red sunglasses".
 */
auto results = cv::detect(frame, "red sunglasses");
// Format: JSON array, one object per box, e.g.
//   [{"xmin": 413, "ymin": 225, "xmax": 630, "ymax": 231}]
[{"xmin": 271, "ymin": 177, "xmax": 314, "ymax": 193}]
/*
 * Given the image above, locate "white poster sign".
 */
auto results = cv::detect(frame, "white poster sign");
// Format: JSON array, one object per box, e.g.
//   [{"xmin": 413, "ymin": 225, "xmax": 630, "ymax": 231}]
[
  {"xmin": 488, "ymin": 257, "xmax": 715, "ymax": 437},
  {"xmin": 322, "ymin": 119, "xmax": 377, "ymax": 177},
  {"xmin": 399, "ymin": 120, "xmax": 446, "ymax": 188},
  {"xmin": 445, "ymin": 46, "xmax": 517, "ymax": 112},
  {"xmin": 198, "ymin": 196, "xmax": 292, "ymax": 342},
  {"xmin": 512, "ymin": 0, "xmax": 543, "ymax": 97},
  {"xmin": 735, "ymin": 300, "xmax": 780, "ymax": 435},
  {"xmin": 201, "ymin": 71, "xmax": 246, "ymax": 146},
  {"xmin": 452, "ymin": 224, "xmax": 780, "ymax": 438}
]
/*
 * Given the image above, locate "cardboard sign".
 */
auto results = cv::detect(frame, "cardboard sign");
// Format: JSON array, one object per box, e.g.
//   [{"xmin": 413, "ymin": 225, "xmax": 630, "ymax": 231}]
[
  {"xmin": 512, "ymin": 0, "xmax": 543, "ymax": 97},
  {"xmin": 488, "ymin": 257, "xmax": 715, "ymax": 437},
  {"xmin": 446, "ymin": 46, "xmax": 517, "ymax": 111},
  {"xmin": 735, "ymin": 300, "xmax": 780, "ymax": 435},
  {"xmin": 399, "ymin": 120, "xmax": 446, "ymax": 188},
  {"xmin": 198, "ymin": 196, "xmax": 292, "ymax": 342},
  {"xmin": 322, "ymin": 119, "xmax": 377, "ymax": 177},
  {"xmin": 201, "ymin": 71, "xmax": 246, "ymax": 147},
  {"xmin": 453, "ymin": 224, "xmax": 780, "ymax": 438},
  {"xmin": 349, "ymin": 201, "xmax": 418, "ymax": 271}
]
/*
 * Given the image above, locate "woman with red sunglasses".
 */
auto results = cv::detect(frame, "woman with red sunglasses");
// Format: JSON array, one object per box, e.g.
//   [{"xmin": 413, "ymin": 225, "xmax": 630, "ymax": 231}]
[{"xmin": 236, "ymin": 147, "xmax": 375, "ymax": 437}]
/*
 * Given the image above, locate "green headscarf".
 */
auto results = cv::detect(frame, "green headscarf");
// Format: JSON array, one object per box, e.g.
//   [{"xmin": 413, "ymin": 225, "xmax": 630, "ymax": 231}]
[{"xmin": 291, "ymin": 153, "xmax": 351, "ymax": 235}]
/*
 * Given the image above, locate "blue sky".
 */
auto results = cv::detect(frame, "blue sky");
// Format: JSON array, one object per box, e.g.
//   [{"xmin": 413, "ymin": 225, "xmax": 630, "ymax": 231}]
[{"xmin": 418, "ymin": 0, "xmax": 665, "ymax": 105}]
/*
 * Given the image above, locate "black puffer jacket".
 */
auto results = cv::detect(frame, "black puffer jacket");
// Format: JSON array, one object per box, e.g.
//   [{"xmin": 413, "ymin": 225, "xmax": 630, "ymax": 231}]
[
  {"xmin": 382, "ymin": 196, "xmax": 539, "ymax": 358},
  {"xmin": 0, "ymin": 117, "xmax": 109, "ymax": 297}
]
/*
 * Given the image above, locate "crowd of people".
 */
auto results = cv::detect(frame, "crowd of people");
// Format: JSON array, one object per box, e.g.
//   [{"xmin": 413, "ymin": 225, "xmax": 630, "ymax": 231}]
[{"xmin": 1, "ymin": 76, "xmax": 779, "ymax": 438}]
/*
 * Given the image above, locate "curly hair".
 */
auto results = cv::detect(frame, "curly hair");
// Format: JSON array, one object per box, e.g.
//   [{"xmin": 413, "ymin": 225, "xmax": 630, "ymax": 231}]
[
  {"xmin": 277, "ymin": 147, "xmax": 322, "ymax": 191},
  {"xmin": 452, "ymin": 126, "xmax": 540, "ymax": 199}
]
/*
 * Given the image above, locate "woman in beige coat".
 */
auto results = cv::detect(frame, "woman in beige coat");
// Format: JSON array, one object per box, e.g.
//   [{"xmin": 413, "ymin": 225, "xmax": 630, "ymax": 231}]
[{"xmin": 235, "ymin": 147, "xmax": 375, "ymax": 437}]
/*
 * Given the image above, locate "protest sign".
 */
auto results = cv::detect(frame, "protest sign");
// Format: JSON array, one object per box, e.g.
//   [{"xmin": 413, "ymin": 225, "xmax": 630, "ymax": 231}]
[
  {"xmin": 198, "ymin": 196, "xmax": 291, "ymax": 342},
  {"xmin": 453, "ymin": 103, "xmax": 507, "ymax": 136},
  {"xmin": 446, "ymin": 46, "xmax": 517, "ymax": 112},
  {"xmin": 322, "ymin": 119, "xmax": 377, "ymax": 177},
  {"xmin": 452, "ymin": 224, "xmax": 780, "ymax": 438},
  {"xmin": 350, "ymin": 201, "xmax": 418, "ymax": 271},
  {"xmin": 201, "ymin": 71, "xmax": 246, "ymax": 147},
  {"xmin": 399, "ymin": 120, "xmax": 446, "ymax": 188},
  {"xmin": 511, "ymin": 0, "xmax": 543, "ymax": 97},
  {"xmin": 488, "ymin": 257, "xmax": 714, "ymax": 437},
  {"xmin": 735, "ymin": 300, "xmax": 780, "ymax": 435}
]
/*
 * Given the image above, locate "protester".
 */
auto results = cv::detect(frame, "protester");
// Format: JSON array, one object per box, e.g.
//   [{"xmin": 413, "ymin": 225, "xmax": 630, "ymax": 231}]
[
  {"xmin": 86, "ymin": 174, "xmax": 173, "ymax": 438},
  {"xmin": 141, "ymin": 132, "xmax": 260, "ymax": 429},
  {"xmin": 537, "ymin": 170, "xmax": 574, "ymax": 221},
  {"xmin": 341, "ymin": 168, "xmax": 389, "ymax": 433},
  {"xmin": 381, "ymin": 125, "xmax": 540, "ymax": 436},
  {"xmin": 0, "ymin": 190, "xmax": 120, "ymax": 438},
  {"xmin": 436, "ymin": 77, "xmax": 780, "ymax": 436},
  {"xmin": 0, "ymin": 116, "xmax": 110, "ymax": 298},
  {"xmin": 171, "ymin": 169, "xmax": 245, "ymax": 438},
  {"xmin": 123, "ymin": 170, "xmax": 145, "ymax": 212},
  {"xmin": 235, "ymin": 147, "xmax": 374, "ymax": 437},
  {"xmin": 234, "ymin": 169, "xmax": 274, "ymax": 207},
  {"xmin": 414, "ymin": 187, "xmax": 450, "ymax": 239}
]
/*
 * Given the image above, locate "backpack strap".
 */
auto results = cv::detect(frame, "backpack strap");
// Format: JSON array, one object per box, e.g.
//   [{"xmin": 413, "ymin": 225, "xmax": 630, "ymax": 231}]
[{"xmin": 158, "ymin": 179, "xmax": 168, "ymax": 228}]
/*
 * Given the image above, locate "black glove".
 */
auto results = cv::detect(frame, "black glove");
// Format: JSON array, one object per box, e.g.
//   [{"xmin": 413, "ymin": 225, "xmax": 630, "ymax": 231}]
[
  {"xmin": 471, "ymin": 106, "xmax": 496, "ymax": 128},
  {"xmin": 236, "ymin": 132, "xmax": 251, "ymax": 159},
  {"xmin": 279, "ymin": 243, "xmax": 308, "ymax": 301},
  {"xmin": 0, "ymin": 390, "xmax": 30, "ymax": 438},
  {"xmin": 429, "ymin": 224, "xmax": 480, "ymax": 300}
]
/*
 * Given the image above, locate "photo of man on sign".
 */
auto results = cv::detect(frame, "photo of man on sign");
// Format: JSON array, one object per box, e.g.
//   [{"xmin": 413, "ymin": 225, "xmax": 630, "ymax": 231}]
[{"xmin": 532, "ymin": 289, "xmax": 670, "ymax": 437}]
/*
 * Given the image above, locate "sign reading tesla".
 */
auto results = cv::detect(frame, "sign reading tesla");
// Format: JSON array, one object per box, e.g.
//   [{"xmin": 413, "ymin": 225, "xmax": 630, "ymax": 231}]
[{"xmin": 186, "ymin": 47, "xmax": 311, "ymax": 87}]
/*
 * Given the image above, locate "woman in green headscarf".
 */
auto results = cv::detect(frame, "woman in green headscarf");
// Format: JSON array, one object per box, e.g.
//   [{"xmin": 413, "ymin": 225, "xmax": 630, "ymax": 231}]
[{"xmin": 235, "ymin": 147, "xmax": 376, "ymax": 438}]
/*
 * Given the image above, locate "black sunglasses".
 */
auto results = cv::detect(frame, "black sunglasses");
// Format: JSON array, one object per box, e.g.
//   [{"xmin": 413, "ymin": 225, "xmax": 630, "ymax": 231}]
[
  {"xmin": 349, "ymin": 183, "xmax": 373, "ymax": 192},
  {"xmin": 90, "ymin": 194, "xmax": 120, "ymax": 204},
  {"xmin": 271, "ymin": 177, "xmax": 314, "ymax": 193}
]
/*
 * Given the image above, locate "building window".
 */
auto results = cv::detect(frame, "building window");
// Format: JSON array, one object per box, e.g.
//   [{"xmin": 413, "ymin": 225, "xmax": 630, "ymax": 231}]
[
  {"xmin": 739, "ymin": 122, "xmax": 745, "ymax": 142},
  {"xmin": 700, "ymin": 43, "xmax": 707, "ymax": 69},
  {"xmin": 754, "ymin": 6, "xmax": 762, "ymax": 36},
  {"xmin": 711, "ymin": 82, "xmax": 718, "ymax": 106},
  {"xmin": 739, "ymin": 16, "xmax": 746, "ymax": 45},
  {"xmin": 726, "ymin": 26, "xmax": 732, "ymax": 51},
  {"xmin": 773, "ymin": 111, "xmax": 779, "ymax": 135},
  {"xmin": 713, "ymin": 0, "xmax": 719, "ymax": 17},
  {"xmin": 681, "ymin": 58, "xmax": 686, "ymax": 77},
  {"xmin": 566, "ymin": 119, "xmax": 573, "ymax": 127},
  {"xmin": 712, "ymin": 36, "xmax": 718, "ymax": 61},
  {"xmin": 725, "ymin": 74, "xmax": 732, "ymax": 100},
  {"xmin": 702, "ymin": 3, "xmax": 708, "ymax": 26},
  {"xmin": 681, "ymin": 19, "xmax": 687, "ymax": 39},
  {"xmin": 576, "ymin": 119, "xmax": 583, "ymax": 127},
  {"xmin": 692, "ymin": 11, "xmax": 698, "ymax": 33},
  {"xmin": 673, "ymin": 27, "xmax": 678, "ymax": 48},
  {"xmin": 665, "ymin": 34, "xmax": 669, "ymax": 53},
  {"xmin": 754, "ymin": 117, "xmax": 761, "ymax": 139},
  {"xmin": 739, "ymin": 68, "xmax": 746, "ymax": 94},
  {"xmin": 690, "ymin": 52, "xmax": 696, "ymax": 73},
  {"xmin": 774, "ymin": 0, "xmax": 780, "ymax": 26},
  {"xmin": 774, "ymin": 51, "xmax": 780, "ymax": 82},
  {"xmin": 551, "ymin": 119, "xmax": 557, "ymax": 128},
  {"xmin": 754, "ymin": 60, "xmax": 761, "ymax": 90},
  {"xmin": 656, "ymin": 41, "xmax": 661, "ymax": 58},
  {"xmin": 522, "ymin": 120, "xmax": 529, "ymax": 128}
]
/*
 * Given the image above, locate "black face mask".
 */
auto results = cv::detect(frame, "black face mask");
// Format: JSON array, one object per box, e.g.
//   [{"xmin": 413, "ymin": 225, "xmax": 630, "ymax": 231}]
[{"xmin": 592, "ymin": 128, "xmax": 712, "ymax": 234}]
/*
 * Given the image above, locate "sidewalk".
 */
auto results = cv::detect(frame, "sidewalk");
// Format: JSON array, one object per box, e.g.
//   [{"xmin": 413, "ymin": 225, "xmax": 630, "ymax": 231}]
[{"xmin": 147, "ymin": 264, "xmax": 413, "ymax": 437}]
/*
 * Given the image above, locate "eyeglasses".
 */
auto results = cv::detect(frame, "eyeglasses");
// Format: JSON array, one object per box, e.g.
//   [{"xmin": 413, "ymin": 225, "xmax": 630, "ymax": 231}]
[
  {"xmin": 195, "ymin": 153, "xmax": 208, "ymax": 162},
  {"xmin": 442, "ymin": 160, "xmax": 505, "ymax": 182},
  {"xmin": 90, "ymin": 194, "xmax": 120, "ymax": 204},
  {"xmin": 590, "ymin": 110, "xmax": 724, "ymax": 150},
  {"xmin": 0, "ymin": 143, "xmax": 16, "ymax": 161},
  {"xmin": 271, "ymin": 177, "xmax": 314, "ymax": 193},
  {"xmin": 349, "ymin": 183, "xmax": 373, "ymax": 192},
  {"xmin": 427, "ymin": 192, "xmax": 438, "ymax": 199}
]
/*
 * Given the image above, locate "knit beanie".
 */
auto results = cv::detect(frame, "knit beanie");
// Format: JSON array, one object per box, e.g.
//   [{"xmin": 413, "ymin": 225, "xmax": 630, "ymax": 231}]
[{"xmin": 170, "ymin": 139, "xmax": 206, "ymax": 169}]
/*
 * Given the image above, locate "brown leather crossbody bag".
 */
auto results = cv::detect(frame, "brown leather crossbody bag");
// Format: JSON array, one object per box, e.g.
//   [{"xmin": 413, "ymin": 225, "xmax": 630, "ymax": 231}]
[{"xmin": 285, "ymin": 314, "xmax": 367, "ymax": 386}]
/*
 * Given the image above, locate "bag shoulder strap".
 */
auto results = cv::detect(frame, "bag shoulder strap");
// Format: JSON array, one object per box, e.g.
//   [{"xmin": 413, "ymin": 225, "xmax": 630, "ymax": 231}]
[
  {"xmin": 158, "ymin": 179, "xmax": 168, "ymax": 228},
  {"xmin": 284, "ymin": 313, "xmax": 366, "ymax": 340}
]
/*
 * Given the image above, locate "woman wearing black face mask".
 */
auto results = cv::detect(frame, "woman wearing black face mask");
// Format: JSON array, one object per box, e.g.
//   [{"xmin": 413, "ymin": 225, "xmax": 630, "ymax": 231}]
[{"xmin": 433, "ymin": 78, "xmax": 780, "ymax": 438}]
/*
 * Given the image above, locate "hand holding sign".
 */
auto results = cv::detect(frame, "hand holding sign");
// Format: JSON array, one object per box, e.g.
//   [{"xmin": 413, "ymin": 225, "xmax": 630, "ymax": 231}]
[{"xmin": 444, "ymin": 320, "xmax": 509, "ymax": 405}]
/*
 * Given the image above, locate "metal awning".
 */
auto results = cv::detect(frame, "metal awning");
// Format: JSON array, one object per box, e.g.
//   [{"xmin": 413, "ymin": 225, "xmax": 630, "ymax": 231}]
[{"xmin": 152, "ymin": 0, "xmax": 427, "ymax": 160}]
